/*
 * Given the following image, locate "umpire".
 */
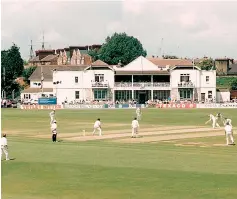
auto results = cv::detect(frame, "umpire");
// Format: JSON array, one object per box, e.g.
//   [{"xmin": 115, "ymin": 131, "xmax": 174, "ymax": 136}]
[{"xmin": 51, "ymin": 120, "xmax": 57, "ymax": 142}]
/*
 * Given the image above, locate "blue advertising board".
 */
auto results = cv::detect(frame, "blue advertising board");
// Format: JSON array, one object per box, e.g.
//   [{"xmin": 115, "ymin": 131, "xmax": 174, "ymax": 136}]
[{"xmin": 38, "ymin": 98, "xmax": 57, "ymax": 105}]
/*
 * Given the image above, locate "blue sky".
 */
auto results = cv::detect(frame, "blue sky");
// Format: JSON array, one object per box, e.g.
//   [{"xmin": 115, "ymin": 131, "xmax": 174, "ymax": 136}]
[{"xmin": 1, "ymin": 0, "xmax": 237, "ymax": 60}]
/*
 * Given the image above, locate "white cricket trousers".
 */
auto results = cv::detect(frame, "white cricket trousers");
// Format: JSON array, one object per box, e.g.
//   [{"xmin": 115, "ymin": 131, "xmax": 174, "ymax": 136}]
[
  {"xmin": 1, "ymin": 146, "xmax": 9, "ymax": 160},
  {"xmin": 213, "ymin": 120, "xmax": 220, "ymax": 128},
  {"xmin": 93, "ymin": 127, "xmax": 102, "ymax": 136},
  {"xmin": 132, "ymin": 127, "xmax": 138, "ymax": 137},
  {"xmin": 50, "ymin": 116, "xmax": 54, "ymax": 124},
  {"xmin": 137, "ymin": 114, "xmax": 141, "ymax": 120},
  {"xmin": 226, "ymin": 132, "xmax": 234, "ymax": 145}
]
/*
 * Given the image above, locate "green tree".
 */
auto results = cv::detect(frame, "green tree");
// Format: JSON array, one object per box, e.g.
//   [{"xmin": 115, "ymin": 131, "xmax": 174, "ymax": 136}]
[
  {"xmin": 23, "ymin": 60, "xmax": 29, "ymax": 66},
  {"xmin": 98, "ymin": 32, "xmax": 147, "ymax": 65},
  {"xmin": 22, "ymin": 66, "xmax": 37, "ymax": 85},
  {"xmin": 88, "ymin": 48, "xmax": 100, "ymax": 62},
  {"xmin": 197, "ymin": 58, "xmax": 214, "ymax": 70},
  {"xmin": 163, "ymin": 55, "xmax": 179, "ymax": 59},
  {"xmin": 230, "ymin": 78, "xmax": 237, "ymax": 90},
  {"xmin": 1, "ymin": 44, "xmax": 24, "ymax": 99}
]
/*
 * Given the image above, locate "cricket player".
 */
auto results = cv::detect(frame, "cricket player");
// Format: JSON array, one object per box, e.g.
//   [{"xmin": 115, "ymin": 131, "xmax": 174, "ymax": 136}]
[
  {"xmin": 205, "ymin": 114, "xmax": 220, "ymax": 129},
  {"xmin": 216, "ymin": 113, "xmax": 232, "ymax": 127},
  {"xmin": 92, "ymin": 118, "xmax": 102, "ymax": 136},
  {"xmin": 223, "ymin": 118, "xmax": 232, "ymax": 126},
  {"xmin": 136, "ymin": 107, "xmax": 141, "ymax": 120},
  {"xmin": 224, "ymin": 122, "xmax": 235, "ymax": 145},
  {"xmin": 51, "ymin": 120, "xmax": 57, "ymax": 142},
  {"xmin": 1, "ymin": 134, "xmax": 9, "ymax": 161},
  {"xmin": 49, "ymin": 109, "xmax": 55, "ymax": 124},
  {"xmin": 131, "ymin": 117, "xmax": 139, "ymax": 138}
]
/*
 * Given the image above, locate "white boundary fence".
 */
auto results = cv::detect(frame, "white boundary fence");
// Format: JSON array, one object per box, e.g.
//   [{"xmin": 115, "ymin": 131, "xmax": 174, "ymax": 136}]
[{"xmin": 196, "ymin": 103, "xmax": 237, "ymax": 108}]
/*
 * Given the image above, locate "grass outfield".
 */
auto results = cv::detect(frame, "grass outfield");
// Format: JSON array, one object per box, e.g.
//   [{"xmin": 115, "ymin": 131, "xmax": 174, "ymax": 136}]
[{"xmin": 1, "ymin": 108, "xmax": 237, "ymax": 199}]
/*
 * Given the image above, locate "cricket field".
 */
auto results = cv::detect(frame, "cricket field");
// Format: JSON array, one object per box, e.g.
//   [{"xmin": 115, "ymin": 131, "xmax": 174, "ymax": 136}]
[{"xmin": 1, "ymin": 108, "xmax": 237, "ymax": 199}]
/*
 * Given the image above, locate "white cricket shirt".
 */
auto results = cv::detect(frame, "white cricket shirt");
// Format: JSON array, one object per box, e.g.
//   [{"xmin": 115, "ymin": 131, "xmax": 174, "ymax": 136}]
[
  {"xmin": 1, "ymin": 137, "xmax": 7, "ymax": 146},
  {"xmin": 225, "ymin": 125, "xmax": 232, "ymax": 134},
  {"xmin": 49, "ymin": 111, "xmax": 55, "ymax": 117},
  {"xmin": 132, "ymin": 120, "xmax": 139, "ymax": 128},
  {"xmin": 51, "ymin": 123, "xmax": 57, "ymax": 130},
  {"xmin": 94, "ymin": 121, "xmax": 101, "ymax": 128}
]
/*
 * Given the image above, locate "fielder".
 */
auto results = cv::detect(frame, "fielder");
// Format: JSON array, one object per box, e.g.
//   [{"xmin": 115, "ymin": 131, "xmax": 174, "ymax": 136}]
[
  {"xmin": 205, "ymin": 114, "xmax": 220, "ymax": 128},
  {"xmin": 49, "ymin": 109, "xmax": 56, "ymax": 124},
  {"xmin": 92, "ymin": 118, "xmax": 102, "ymax": 136},
  {"xmin": 1, "ymin": 133, "xmax": 9, "ymax": 161},
  {"xmin": 136, "ymin": 107, "xmax": 142, "ymax": 120},
  {"xmin": 51, "ymin": 120, "xmax": 57, "ymax": 142},
  {"xmin": 131, "ymin": 117, "xmax": 139, "ymax": 138},
  {"xmin": 216, "ymin": 113, "xmax": 232, "ymax": 127},
  {"xmin": 224, "ymin": 122, "xmax": 235, "ymax": 145}
]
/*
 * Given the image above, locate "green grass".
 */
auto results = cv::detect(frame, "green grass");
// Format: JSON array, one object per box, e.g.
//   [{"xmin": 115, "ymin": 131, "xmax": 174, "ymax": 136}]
[{"xmin": 1, "ymin": 108, "xmax": 237, "ymax": 199}]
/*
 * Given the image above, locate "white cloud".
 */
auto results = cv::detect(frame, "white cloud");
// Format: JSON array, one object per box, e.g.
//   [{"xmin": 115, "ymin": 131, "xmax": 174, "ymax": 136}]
[
  {"xmin": 1, "ymin": 0, "xmax": 237, "ymax": 59},
  {"xmin": 122, "ymin": 0, "xmax": 146, "ymax": 15}
]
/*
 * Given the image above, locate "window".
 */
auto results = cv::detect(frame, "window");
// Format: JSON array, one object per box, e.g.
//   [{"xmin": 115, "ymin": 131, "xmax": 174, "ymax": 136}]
[
  {"xmin": 75, "ymin": 76, "xmax": 78, "ymax": 83},
  {"xmin": 206, "ymin": 76, "xmax": 209, "ymax": 83},
  {"xmin": 208, "ymin": 91, "xmax": 212, "ymax": 99},
  {"xmin": 179, "ymin": 89, "xmax": 192, "ymax": 100},
  {"xmin": 94, "ymin": 74, "xmax": 104, "ymax": 82},
  {"xmin": 24, "ymin": 94, "xmax": 31, "ymax": 99},
  {"xmin": 75, "ymin": 91, "xmax": 80, "ymax": 99},
  {"xmin": 115, "ymin": 90, "xmax": 132, "ymax": 101},
  {"xmin": 180, "ymin": 74, "xmax": 190, "ymax": 82},
  {"xmin": 94, "ymin": 89, "xmax": 107, "ymax": 100}
]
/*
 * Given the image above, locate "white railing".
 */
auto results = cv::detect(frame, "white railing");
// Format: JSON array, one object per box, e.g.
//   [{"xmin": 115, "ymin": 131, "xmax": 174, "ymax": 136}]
[
  {"xmin": 178, "ymin": 82, "xmax": 195, "ymax": 88},
  {"xmin": 91, "ymin": 81, "xmax": 109, "ymax": 88},
  {"xmin": 153, "ymin": 82, "xmax": 170, "ymax": 87},
  {"xmin": 114, "ymin": 82, "xmax": 133, "ymax": 87},
  {"xmin": 114, "ymin": 82, "xmax": 170, "ymax": 88}
]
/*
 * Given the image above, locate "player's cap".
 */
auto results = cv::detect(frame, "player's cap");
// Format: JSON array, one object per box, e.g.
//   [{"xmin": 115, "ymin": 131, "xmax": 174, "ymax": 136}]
[
  {"xmin": 2, "ymin": 133, "xmax": 6, "ymax": 137},
  {"xmin": 226, "ymin": 122, "xmax": 229, "ymax": 125},
  {"xmin": 97, "ymin": 118, "xmax": 100, "ymax": 121},
  {"xmin": 134, "ymin": 117, "xmax": 137, "ymax": 120},
  {"xmin": 53, "ymin": 120, "xmax": 57, "ymax": 123}
]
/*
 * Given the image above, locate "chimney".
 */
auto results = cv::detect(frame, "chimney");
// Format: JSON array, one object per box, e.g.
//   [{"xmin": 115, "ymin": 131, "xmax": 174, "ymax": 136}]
[
  {"xmin": 38, "ymin": 50, "xmax": 54, "ymax": 60},
  {"xmin": 117, "ymin": 60, "xmax": 122, "ymax": 67},
  {"xmin": 81, "ymin": 56, "xmax": 85, "ymax": 65}
]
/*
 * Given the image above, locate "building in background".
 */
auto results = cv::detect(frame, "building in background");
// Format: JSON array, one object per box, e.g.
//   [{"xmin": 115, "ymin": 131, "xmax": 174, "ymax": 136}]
[
  {"xmin": 28, "ymin": 44, "xmax": 101, "ymax": 67},
  {"xmin": 214, "ymin": 58, "xmax": 235, "ymax": 76},
  {"xmin": 21, "ymin": 56, "xmax": 217, "ymax": 104}
]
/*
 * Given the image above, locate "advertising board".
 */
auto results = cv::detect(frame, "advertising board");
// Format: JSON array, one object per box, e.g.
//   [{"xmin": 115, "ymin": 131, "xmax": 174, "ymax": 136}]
[
  {"xmin": 156, "ymin": 103, "xmax": 196, "ymax": 109},
  {"xmin": 64, "ymin": 104, "xmax": 105, "ymax": 109},
  {"xmin": 38, "ymin": 98, "xmax": 57, "ymax": 105},
  {"xmin": 20, "ymin": 105, "xmax": 63, "ymax": 109},
  {"xmin": 197, "ymin": 103, "xmax": 237, "ymax": 108},
  {"xmin": 63, "ymin": 104, "xmax": 147, "ymax": 109}
]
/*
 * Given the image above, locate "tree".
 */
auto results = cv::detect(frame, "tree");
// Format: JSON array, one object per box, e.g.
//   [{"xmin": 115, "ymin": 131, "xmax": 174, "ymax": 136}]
[
  {"xmin": 98, "ymin": 32, "xmax": 147, "ymax": 65},
  {"xmin": 23, "ymin": 60, "xmax": 29, "ymax": 66},
  {"xmin": 1, "ymin": 44, "xmax": 24, "ymax": 99},
  {"xmin": 163, "ymin": 55, "xmax": 179, "ymax": 59},
  {"xmin": 230, "ymin": 78, "xmax": 237, "ymax": 90},
  {"xmin": 197, "ymin": 58, "xmax": 214, "ymax": 70},
  {"xmin": 88, "ymin": 48, "xmax": 100, "ymax": 62},
  {"xmin": 22, "ymin": 66, "xmax": 37, "ymax": 85}
]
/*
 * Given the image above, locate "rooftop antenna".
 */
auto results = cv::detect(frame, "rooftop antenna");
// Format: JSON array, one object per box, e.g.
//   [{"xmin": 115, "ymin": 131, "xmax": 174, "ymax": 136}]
[
  {"xmin": 29, "ymin": 39, "xmax": 35, "ymax": 59},
  {"xmin": 39, "ymin": 30, "xmax": 48, "ymax": 50},
  {"xmin": 42, "ymin": 31, "xmax": 45, "ymax": 49},
  {"xmin": 159, "ymin": 38, "xmax": 164, "ymax": 58}
]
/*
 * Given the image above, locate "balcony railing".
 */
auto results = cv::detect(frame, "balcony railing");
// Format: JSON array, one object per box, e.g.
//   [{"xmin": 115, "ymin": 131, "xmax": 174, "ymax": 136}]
[
  {"xmin": 91, "ymin": 81, "xmax": 109, "ymax": 88},
  {"xmin": 114, "ymin": 82, "xmax": 170, "ymax": 88},
  {"xmin": 178, "ymin": 82, "xmax": 195, "ymax": 88}
]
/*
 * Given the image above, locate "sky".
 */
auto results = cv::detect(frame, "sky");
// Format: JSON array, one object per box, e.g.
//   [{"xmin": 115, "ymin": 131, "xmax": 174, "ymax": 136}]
[{"xmin": 1, "ymin": 0, "xmax": 237, "ymax": 60}]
